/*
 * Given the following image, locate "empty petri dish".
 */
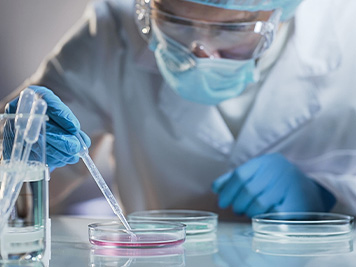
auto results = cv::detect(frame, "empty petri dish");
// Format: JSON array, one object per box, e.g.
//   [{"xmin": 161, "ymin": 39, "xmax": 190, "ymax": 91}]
[
  {"xmin": 252, "ymin": 232, "xmax": 354, "ymax": 256},
  {"xmin": 88, "ymin": 221, "xmax": 186, "ymax": 248},
  {"xmin": 252, "ymin": 212, "xmax": 354, "ymax": 237},
  {"xmin": 128, "ymin": 210, "xmax": 218, "ymax": 235}
]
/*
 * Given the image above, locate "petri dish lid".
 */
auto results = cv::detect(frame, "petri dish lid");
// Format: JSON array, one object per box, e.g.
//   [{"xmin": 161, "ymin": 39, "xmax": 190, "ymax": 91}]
[
  {"xmin": 252, "ymin": 212, "xmax": 354, "ymax": 237},
  {"xmin": 88, "ymin": 220, "xmax": 186, "ymax": 248},
  {"xmin": 128, "ymin": 210, "xmax": 218, "ymax": 235}
]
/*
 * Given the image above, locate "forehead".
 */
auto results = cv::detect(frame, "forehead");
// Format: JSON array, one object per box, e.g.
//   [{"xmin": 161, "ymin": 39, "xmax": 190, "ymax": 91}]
[{"xmin": 152, "ymin": 0, "xmax": 273, "ymax": 22}]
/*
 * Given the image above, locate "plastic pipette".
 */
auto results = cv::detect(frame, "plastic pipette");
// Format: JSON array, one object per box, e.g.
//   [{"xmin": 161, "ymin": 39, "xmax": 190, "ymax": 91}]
[
  {"xmin": 0, "ymin": 88, "xmax": 36, "ymax": 203},
  {"xmin": 0, "ymin": 88, "xmax": 36, "ymax": 199},
  {"xmin": 21, "ymin": 99, "xmax": 47, "ymax": 161},
  {"xmin": 0, "ymin": 89, "xmax": 35, "ymax": 234},
  {"xmin": 10, "ymin": 88, "xmax": 36, "ymax": 163},
  {"xmin": 75, "ymin": 133, "xmax": 133, "ymax": 233}
]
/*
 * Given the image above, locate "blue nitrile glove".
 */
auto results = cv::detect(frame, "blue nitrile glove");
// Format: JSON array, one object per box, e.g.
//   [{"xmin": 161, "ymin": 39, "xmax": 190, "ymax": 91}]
[
  {"xmin": 5, "ymin": 85, "xmax": 91, "ymax": 169},
  {"xmin": 212, "ymin": 153, "xmax": 336, "ymax": 218}
]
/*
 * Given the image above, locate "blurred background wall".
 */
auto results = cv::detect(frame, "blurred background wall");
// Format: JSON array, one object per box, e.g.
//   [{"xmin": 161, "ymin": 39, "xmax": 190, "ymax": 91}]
[{"xmin": 0, "ymin": 0, "xmax": 90, "ymax": 100}]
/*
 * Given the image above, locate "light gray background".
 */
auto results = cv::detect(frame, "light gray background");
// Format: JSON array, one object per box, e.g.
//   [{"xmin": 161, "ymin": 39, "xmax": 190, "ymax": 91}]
[{"xmin": 0, "ymin": 0, "xmax": 90, "ymax": 100}]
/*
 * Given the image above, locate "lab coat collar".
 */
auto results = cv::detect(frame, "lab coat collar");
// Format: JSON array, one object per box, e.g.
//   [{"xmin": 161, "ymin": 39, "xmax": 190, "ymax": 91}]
[
  {"xmin": 229, "ymin": 1, "xmax": 342, "ymax": 166},
  {"xmin": 228, "ymin": 45, "xmax": 322, "ymax": 166}
]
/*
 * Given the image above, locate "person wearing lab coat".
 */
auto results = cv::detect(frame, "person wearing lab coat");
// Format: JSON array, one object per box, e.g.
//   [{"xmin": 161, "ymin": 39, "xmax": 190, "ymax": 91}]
[{"xmin": 1, "ymin": 0, "xmax": 355, "ymax": 219}]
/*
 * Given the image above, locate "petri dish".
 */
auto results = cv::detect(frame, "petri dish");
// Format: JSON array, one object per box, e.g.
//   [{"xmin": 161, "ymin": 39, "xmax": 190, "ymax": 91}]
[
  {"xmin": 88, "ymin": 221, "xmax": 186, "ymax": 248},
  {"xmin": 128, "ymin": 210, "xmax": 218, "ymax": 235},
  {"xmin": 252, "ymin": 212, "xmax": 354, "ymax": 237},
  {"xmin": 252, "ymin": 232, "xmax": 354, "ymax": 256}
]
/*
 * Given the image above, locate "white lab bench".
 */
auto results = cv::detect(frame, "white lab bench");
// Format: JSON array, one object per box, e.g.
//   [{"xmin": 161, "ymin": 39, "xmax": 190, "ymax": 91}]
[{"xmin": 41, "ymin": 216, "xmax": 356, "ymax": 266}]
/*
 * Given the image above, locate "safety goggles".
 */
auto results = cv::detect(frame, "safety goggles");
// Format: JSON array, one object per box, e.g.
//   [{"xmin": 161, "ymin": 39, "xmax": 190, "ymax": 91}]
[{"xmin": 135, "ymin": 0, "xmax": 282, "ymax": 60}]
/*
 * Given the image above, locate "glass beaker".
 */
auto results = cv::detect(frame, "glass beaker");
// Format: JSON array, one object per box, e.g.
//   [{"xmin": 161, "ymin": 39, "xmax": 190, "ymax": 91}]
[{"xmin": 0, "ymin": 113, "xmax": 50, "ymax": 265}]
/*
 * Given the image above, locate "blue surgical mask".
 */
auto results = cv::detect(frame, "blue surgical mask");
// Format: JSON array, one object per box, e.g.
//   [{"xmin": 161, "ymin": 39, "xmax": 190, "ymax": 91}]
[{"xmin": 150, "ymin": 24, "xmax": 258, "ymax": 106}]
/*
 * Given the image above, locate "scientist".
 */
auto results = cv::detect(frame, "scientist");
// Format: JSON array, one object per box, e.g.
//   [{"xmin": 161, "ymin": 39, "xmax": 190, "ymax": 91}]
[{"xmin": 2, "ymin": 0, "xmax": 356, "ymax": 219}]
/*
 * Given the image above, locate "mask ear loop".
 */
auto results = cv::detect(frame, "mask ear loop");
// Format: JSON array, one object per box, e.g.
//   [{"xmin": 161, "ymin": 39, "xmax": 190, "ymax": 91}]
[
  {"xmin": 267, "ymin": 8, "xmax": 282, "ymax": 41},
  {"xmin": 251, "ymin": 8, "xmax": 282, "ymax": 59}
]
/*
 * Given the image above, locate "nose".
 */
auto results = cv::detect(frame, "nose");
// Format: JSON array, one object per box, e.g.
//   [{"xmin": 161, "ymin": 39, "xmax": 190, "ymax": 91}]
[{"xmin": 190, "ymin": 41, "xmax": 221, "ymax": 59}]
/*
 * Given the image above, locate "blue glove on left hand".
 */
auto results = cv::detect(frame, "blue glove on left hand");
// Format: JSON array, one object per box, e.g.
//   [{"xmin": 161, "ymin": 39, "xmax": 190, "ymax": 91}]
[
  {"xmin": 5, "ymin": 86, "xmax": 91, "ymax": 170},
  {"xmin": 212, "ymin": 153, "xmax": 336, "ymax": 218}
]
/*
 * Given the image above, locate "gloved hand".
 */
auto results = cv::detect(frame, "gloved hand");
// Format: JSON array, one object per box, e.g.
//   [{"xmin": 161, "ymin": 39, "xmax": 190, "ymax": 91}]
[
  {"xmin": 5, "ymin": 85, "xmax": 91, "ymax": 170},
  {"xmin": 212, "ymin": 153, "xmax": 336, "ymax": 218}
]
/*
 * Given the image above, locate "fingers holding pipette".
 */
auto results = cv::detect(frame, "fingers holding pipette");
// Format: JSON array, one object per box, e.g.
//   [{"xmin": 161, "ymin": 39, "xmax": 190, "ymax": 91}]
[
  {"xmin": 29, "ymin": 134, "xmax": 79, "ymax": 167},
  {"xmin": 46, "ymin": 129, "xmax": 91, "ymax": 166},
  {"xmin": 30, "ymin": 86, "xmax": 91, "ymax": 169},
  {"xmin": 6, "ymin": 85, "xmax": 92, "ymax": 170}
]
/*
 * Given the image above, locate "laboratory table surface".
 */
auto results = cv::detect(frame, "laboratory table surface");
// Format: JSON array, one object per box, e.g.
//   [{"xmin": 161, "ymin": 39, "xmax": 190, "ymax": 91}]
[{"xmin": 40, "ymin": 216, "xmax": 356, "ymax": 266}]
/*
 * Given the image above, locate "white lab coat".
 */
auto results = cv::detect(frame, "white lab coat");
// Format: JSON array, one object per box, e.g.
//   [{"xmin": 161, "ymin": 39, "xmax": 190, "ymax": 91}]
[{"xmin": 4, "ymin": 0, "xmax": 356, "ymax": 218}]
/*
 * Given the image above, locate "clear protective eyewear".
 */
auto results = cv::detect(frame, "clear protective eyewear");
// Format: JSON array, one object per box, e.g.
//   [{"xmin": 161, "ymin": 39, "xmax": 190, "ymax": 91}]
[{"xmin": 135, "ymin": 0, "xmax": 282, "ymax": 60}]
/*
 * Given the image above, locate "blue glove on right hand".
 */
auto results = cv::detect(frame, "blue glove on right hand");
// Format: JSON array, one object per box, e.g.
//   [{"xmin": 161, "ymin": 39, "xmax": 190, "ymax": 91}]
[
  {"xmin": 6, "ymin": 85, "xmax": 91, "ymax": 169},
  {"xmin": 212, "ymin": 153, "xmax": 336, "ymax": 218}
]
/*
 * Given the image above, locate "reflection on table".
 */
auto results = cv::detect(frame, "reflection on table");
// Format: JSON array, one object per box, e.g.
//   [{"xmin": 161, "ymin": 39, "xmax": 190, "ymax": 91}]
[{"xmin": 12, "ymin": 216, "xmax": 356, "ymax": 267}]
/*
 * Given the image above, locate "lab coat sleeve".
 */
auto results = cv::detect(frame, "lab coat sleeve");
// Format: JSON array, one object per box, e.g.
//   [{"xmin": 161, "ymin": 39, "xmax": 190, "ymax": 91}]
[
  {"xmin": 290, "ymin": 144, "xmax": 356, "ymax": 216},
  {"xmin": 307, "ymin": 172, "xmax": 356, "ymax": 215},
  {"xmin": 1, "ymin": 0, "xmax": 126, "ymax": 213}
]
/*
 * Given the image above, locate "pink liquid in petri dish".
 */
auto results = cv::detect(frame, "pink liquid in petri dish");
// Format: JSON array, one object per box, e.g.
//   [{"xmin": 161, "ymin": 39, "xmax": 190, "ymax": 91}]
[{"xmin": 90, "ymin": 233, "xmax": 185, "ymax": 248}]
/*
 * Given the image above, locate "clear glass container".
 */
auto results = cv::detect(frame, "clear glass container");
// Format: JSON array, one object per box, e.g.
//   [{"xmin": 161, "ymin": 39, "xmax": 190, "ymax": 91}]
[
  {"xmin": 0, "ymin": 114, "xmax": 50, "ymax": 265},
  {"xmin": 252, "ymin": 212, "xmax": 354, "ymax": 237},
  {"xmin": 88, "ymin": 221, "xmax": 186, "ymax": 248},
  {"xmin": 128, "ymin": 210, "xmax": 218, "ymax": 235}
]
